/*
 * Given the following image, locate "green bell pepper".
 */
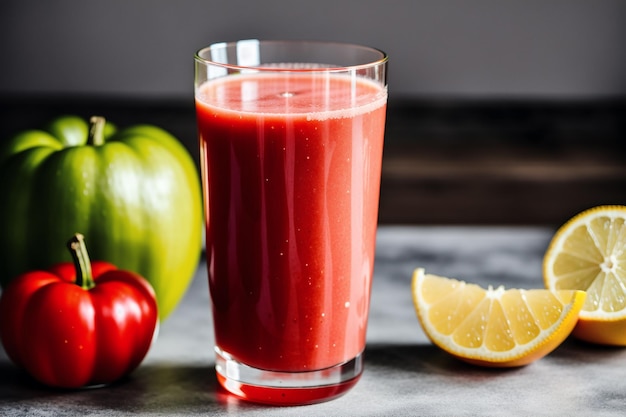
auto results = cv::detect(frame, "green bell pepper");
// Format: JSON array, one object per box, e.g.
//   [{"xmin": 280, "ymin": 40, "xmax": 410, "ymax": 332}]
[{"xmin": 0, "ymin": 115, "xmax": 203, "ymax": 320}]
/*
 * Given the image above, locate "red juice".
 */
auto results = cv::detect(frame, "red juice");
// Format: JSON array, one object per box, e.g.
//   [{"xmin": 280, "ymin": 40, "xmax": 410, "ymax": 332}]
[{"xmin": 196, "ymin": 72, "xmax": 386, "ymax": 373}]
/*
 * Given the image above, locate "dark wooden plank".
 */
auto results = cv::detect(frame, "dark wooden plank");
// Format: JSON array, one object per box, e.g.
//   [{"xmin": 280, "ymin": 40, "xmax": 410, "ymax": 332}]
[{"xmin": 1, "ymin": 95, "xmax": 624, "ymax": 225}]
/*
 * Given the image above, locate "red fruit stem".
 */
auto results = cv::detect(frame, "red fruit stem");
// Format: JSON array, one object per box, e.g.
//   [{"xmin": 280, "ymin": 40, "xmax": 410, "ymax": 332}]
[{"xmin": 67, "ymin": 233, "xmax": 95, "ymax": 290}]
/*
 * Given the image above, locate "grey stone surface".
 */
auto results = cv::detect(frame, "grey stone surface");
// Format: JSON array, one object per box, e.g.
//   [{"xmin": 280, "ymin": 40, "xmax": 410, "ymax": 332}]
[{"xmin": 2, "ymin": 226, "xmax": 625, "ymax": 416}]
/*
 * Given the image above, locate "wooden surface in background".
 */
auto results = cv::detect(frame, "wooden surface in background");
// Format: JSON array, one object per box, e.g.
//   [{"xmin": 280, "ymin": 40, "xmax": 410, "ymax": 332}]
[
  {"xmin": 381, "ymin": 99, "xmax": 626, "ymax": 225},
  {"xmin": 380, "ymin": 141, "xmax": 626, "ymax": 225},
  {"xmin": 1, "ymin": 96, "xmax": 624, "ymax": 226}
]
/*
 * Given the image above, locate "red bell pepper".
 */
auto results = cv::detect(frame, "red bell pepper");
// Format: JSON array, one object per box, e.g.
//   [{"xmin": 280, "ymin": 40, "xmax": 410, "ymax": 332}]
[{"xmin": 0, "ymin": 234, "xmax": 158, "ymax": 388}]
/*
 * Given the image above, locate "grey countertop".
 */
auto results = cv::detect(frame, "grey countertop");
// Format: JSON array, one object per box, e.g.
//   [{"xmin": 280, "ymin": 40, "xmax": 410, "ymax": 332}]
[{"xmin": 2, "ymin": 226, "xmax": 625, "ymax": 416}]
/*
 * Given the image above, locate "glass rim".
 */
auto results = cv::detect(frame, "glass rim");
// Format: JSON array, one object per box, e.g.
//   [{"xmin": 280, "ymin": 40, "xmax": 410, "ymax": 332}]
[{"xmin": 194, "ymin": 39, "xmax": 388, "ymax": 73}]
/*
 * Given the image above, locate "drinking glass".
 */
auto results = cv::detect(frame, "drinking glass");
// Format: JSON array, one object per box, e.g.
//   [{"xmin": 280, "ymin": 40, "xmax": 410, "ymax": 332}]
[{"xmin": 194, "ymin": 40, "xmax": 388, "ymax": 405}]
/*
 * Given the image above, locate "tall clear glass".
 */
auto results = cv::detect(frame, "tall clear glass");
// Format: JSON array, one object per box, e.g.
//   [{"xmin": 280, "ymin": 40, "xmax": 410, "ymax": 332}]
[{"xmin": 194, "ymin": 40, "xmax": 388, "ymax": 405}]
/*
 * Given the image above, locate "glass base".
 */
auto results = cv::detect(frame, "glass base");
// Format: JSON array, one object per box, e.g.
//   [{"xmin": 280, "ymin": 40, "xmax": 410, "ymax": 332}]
[{"xmin": 215, "ymin": 347, "xmax": 363, "ymax": 406}]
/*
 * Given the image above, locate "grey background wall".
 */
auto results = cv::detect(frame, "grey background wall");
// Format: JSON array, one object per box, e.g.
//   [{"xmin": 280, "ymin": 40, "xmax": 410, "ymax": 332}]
[{"xmin": 1, "ymin": 0, "xmax": 625, "ymax": 101}]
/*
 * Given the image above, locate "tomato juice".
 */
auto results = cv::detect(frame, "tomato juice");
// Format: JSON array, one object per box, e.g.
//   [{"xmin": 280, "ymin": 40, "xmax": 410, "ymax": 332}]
[{"xmin": 196, "ymin": 72, "xmax": 387, "ymax": 373}]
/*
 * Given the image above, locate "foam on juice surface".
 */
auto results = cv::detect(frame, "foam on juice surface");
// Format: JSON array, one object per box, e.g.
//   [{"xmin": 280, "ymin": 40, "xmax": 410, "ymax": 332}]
[{"xmin": 196, "ymin": 72, "xmax": 387, "ymax": 120}]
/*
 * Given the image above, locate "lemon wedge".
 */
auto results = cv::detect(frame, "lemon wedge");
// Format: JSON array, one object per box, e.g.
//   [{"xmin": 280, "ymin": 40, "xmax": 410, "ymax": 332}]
[{"xmin": 412, "ymin": 268, "xmax": 585, "ymax": 367}]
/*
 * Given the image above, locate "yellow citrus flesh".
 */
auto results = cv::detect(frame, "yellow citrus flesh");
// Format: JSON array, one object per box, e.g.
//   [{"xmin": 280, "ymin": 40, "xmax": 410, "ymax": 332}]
[
  {"xmin": 543, "ymin": 205, "xmax": 626, "ymax": 345},
  {"xmin": 412, "ymin": 268, "xmax": 585, "ymax": 367}
]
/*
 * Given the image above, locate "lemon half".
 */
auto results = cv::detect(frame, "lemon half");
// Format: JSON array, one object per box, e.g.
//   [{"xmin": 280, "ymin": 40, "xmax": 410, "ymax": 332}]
[{"xmin": 543, "ymin": 205, "xmax": 626, "ymax": 345}]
